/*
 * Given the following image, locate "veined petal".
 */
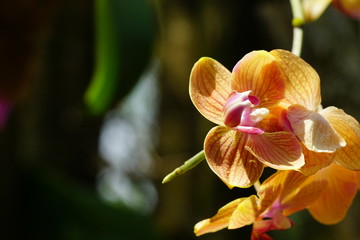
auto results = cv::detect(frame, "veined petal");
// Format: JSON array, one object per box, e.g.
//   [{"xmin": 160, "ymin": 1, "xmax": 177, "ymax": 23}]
[
  {"xmin": 307, "ymin": 163, "xmax": 358, "ymax": 225},
  {"xmin": 204, "ymin": 126, "xmax": 264, "ymax": 188},
  {"xmin": 190, "ymin": 57, "xmax": 232, "ymax": 125},
  {"xmin": 229, "ymin": 195, "xmax": 259, "ymax": 229},
  {"xmin": 194, "ymin": 198, "xmax": 245, "ymax": 236},
  {"xmin": 231, "ymin": 50, "xmax": 285, "ymax": 108},
  {"xmin": 287, "ymin": 104, "xmax": 346, "ymax": 153},
  {"xmin": 302, "ymin": 0, "xmax": 332, "ymax": 22},
  {"xmin": 246, "ymin": 132, "xmax": 305, "ymax": 170},
  {"xmin": 257, "ymin": 185, "xmax": 282, "ymax": 214},
  {"xmin": 270, "ymin": 49, "xmax": 321, "ymax": 111},
  {"xmin": 321, "ymin": 106, "xmax": 360, "ymax": 170},
  {"xmin": 282, "ymin": 178, "xmax": 327, "ymax": 216},
  {"xmin": 299, "ymin": 144, "xmax": 334, "ymax": 176},
  {"xmin": 258, "ymin": 171, "xmax": 306, "ymax": 208},
  {"xmin": 257, "ymin": 170, "xmax": 326, "ymax": 217}
]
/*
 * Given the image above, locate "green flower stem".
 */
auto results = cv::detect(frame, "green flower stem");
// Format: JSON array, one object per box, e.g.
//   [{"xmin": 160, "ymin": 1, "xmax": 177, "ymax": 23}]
[
  {"xmin": 162, "ymin": 150, "xmax": 205, "ymax": 184},
  {"xmin": 290, "ymin": 0, "xmax": 305, "ymax": 56},
  {"xmin": 84, "ymin": 0, "xmax": 120, "ymax": 115}
]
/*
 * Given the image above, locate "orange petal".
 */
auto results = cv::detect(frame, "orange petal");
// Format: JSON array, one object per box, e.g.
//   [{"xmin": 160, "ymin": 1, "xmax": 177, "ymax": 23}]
[
  {"xmin": 257, "ymin": 170, "xmax": 326, "ymax": 217},
  {"xmin": 277, "ymin": 171, "xmax": 308, "ymax": 200},
  {"xmin": 257, "ymin": 106, "xmax": 292, "ymax": 133},
  {"xmin": 245, "ymin": 132, "xmax": 305, "ymax": 170},
  {"xmin": 257, "ymin": 184, "xmax": 282, "ymax": 214},
  {"xmin": 287, "ymin": 104, "xmax": 346, "ymax": 153},
  {"xmin": 299, "ymin": 144, "xmax": 334, "ymax": 176},
  {"xmin": 321, "ymin": 106, "xmax": 360, "ymax": 170},
  {"xmin": 307, "ymin": 163, "xmax": 358, "ymax": 224},
  {"xmin": 204, "ymin": 126, "xmax": 264, "ymax": 188},
  {"xmin": 229, "ymin": 195, "xmax": 259, "ymax": 229},
  {"xmin": 302, "ymin": 0, "xmax": 332, "ymax": 22},
  {"xmin": 282, "ymin": 177, "xmax": 327, "ymax": 216},
  {"xmin": 259, "ymin": 171, "xmax": 306, "ymax": 203},
  {"xmin": 189, "ymin": 57, "xmax": 232, "ymax": 125},
  {"xmin": 194, "ymin": 197, "xmax": 245, "ymax": 236},
  {"xmin": 270, "ymin": 49, "xmax": 321, "ymax": 111},
  {"xmin": 231, "ymin": 50, "xmax": 285, "ymax": 108}
]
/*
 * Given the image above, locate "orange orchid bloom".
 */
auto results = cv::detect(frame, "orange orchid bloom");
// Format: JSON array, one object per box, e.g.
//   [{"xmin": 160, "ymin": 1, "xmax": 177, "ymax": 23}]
[
  {"xmin": 189, "ymin": 49, "xmax": 310, "ymax": 188},
  {"xmin": 194, "ymin": 170, "xmax": 327, "ymax": 240},
  {"xmin": 190, "ymin": 49, "xmax": 360, "ymax": 187}
]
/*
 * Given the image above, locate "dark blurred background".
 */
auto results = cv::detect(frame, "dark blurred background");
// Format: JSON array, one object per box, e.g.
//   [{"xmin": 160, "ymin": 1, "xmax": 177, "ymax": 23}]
[{"xmin": 1, "ymin": 0, "xmax": 360, "ymax": 239}]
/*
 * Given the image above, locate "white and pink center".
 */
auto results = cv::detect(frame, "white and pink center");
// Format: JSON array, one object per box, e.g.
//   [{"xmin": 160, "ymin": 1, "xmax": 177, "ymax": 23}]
[{"xmin": 223, "ymin": 90, "xmax": 269, "ymax": 135}]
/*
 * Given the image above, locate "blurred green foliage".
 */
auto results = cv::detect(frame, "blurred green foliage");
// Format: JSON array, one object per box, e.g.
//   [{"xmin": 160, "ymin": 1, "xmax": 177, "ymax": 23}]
[{"xmin": 84, "ymin": 0, "xmax": 155, "ymax": 115}]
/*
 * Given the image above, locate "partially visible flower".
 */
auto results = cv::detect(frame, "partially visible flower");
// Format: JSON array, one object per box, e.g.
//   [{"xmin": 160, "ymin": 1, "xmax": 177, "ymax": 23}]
[
  {"xmin": 306, "ymin": 162, "xmax": 359, "ymax": 224},
  {"xmin": 189, "ymin": 50, "xmax": 309, "ymax": 188},
  {"xmin": 194, "ymin": 170, "xmax": 327, "ymax": 239},
  {"xmin": 302, "ymin": 0, "xmax": 360, "ymax": 22},
  {"xmin": 333, "ymin": 0, "xmax": 360, "ymax": 19},
  {"xmin": 302, "ymin": 0, "xmax": 332, "ymax": 22}
]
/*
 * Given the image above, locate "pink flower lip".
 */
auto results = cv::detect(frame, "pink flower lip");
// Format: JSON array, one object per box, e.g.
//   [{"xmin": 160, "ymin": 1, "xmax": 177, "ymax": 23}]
[
  {"xmin": 233, "ymin": 126, "xmax": 265, "ymax": 135},
  {"xmin": 223, "ymin": 90, "xmax": 268, "ymax": 135}
]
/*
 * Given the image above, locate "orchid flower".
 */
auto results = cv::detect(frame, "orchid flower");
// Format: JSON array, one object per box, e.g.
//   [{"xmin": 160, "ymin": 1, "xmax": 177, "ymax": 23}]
[
  {"xmin": 194, "ymin": 170, "xmax": 327, "ymax": 240},
  {"xmin": 333, "ymin": 0, "xmax": 360, "ymax": 19},
  {"xmin": 302, "ymin": 0, "xmax": 360, "ymax": 22},
  {"xmin": 190, "ymin": 49, "xmax": 328, "ymax": 188}
]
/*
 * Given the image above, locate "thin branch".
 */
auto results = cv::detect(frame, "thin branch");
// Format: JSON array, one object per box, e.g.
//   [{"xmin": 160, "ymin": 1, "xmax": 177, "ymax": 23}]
[{"xmin": 162, "ymin": 150, "xmax": 205, "ymax": 184}]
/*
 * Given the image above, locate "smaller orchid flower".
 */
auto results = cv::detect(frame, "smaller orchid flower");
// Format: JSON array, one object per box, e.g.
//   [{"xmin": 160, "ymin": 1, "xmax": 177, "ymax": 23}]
[
  {"xmin": 194, "ymin": 170, "xmax": 327, "ymax": 240},
  {"xmin": 333, "ymin": 0, "xmax": 360, "ymax": 19},
  {"xmin": 302, "ymin": 0, "xmax": 360, "ymax": 22},
  {"xmin": 190, "ymin": 50, "xmax": 307, "ymax": 188},
  {"xmin": 302, "ymin": 0, "xmax": 332, "ymax": 22}
]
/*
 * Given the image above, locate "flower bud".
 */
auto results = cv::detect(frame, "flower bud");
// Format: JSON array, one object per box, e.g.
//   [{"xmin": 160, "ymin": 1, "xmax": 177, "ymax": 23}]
[{"xmin": 302, "ymin": 0, "xmax": 332, "ymax": 22}]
